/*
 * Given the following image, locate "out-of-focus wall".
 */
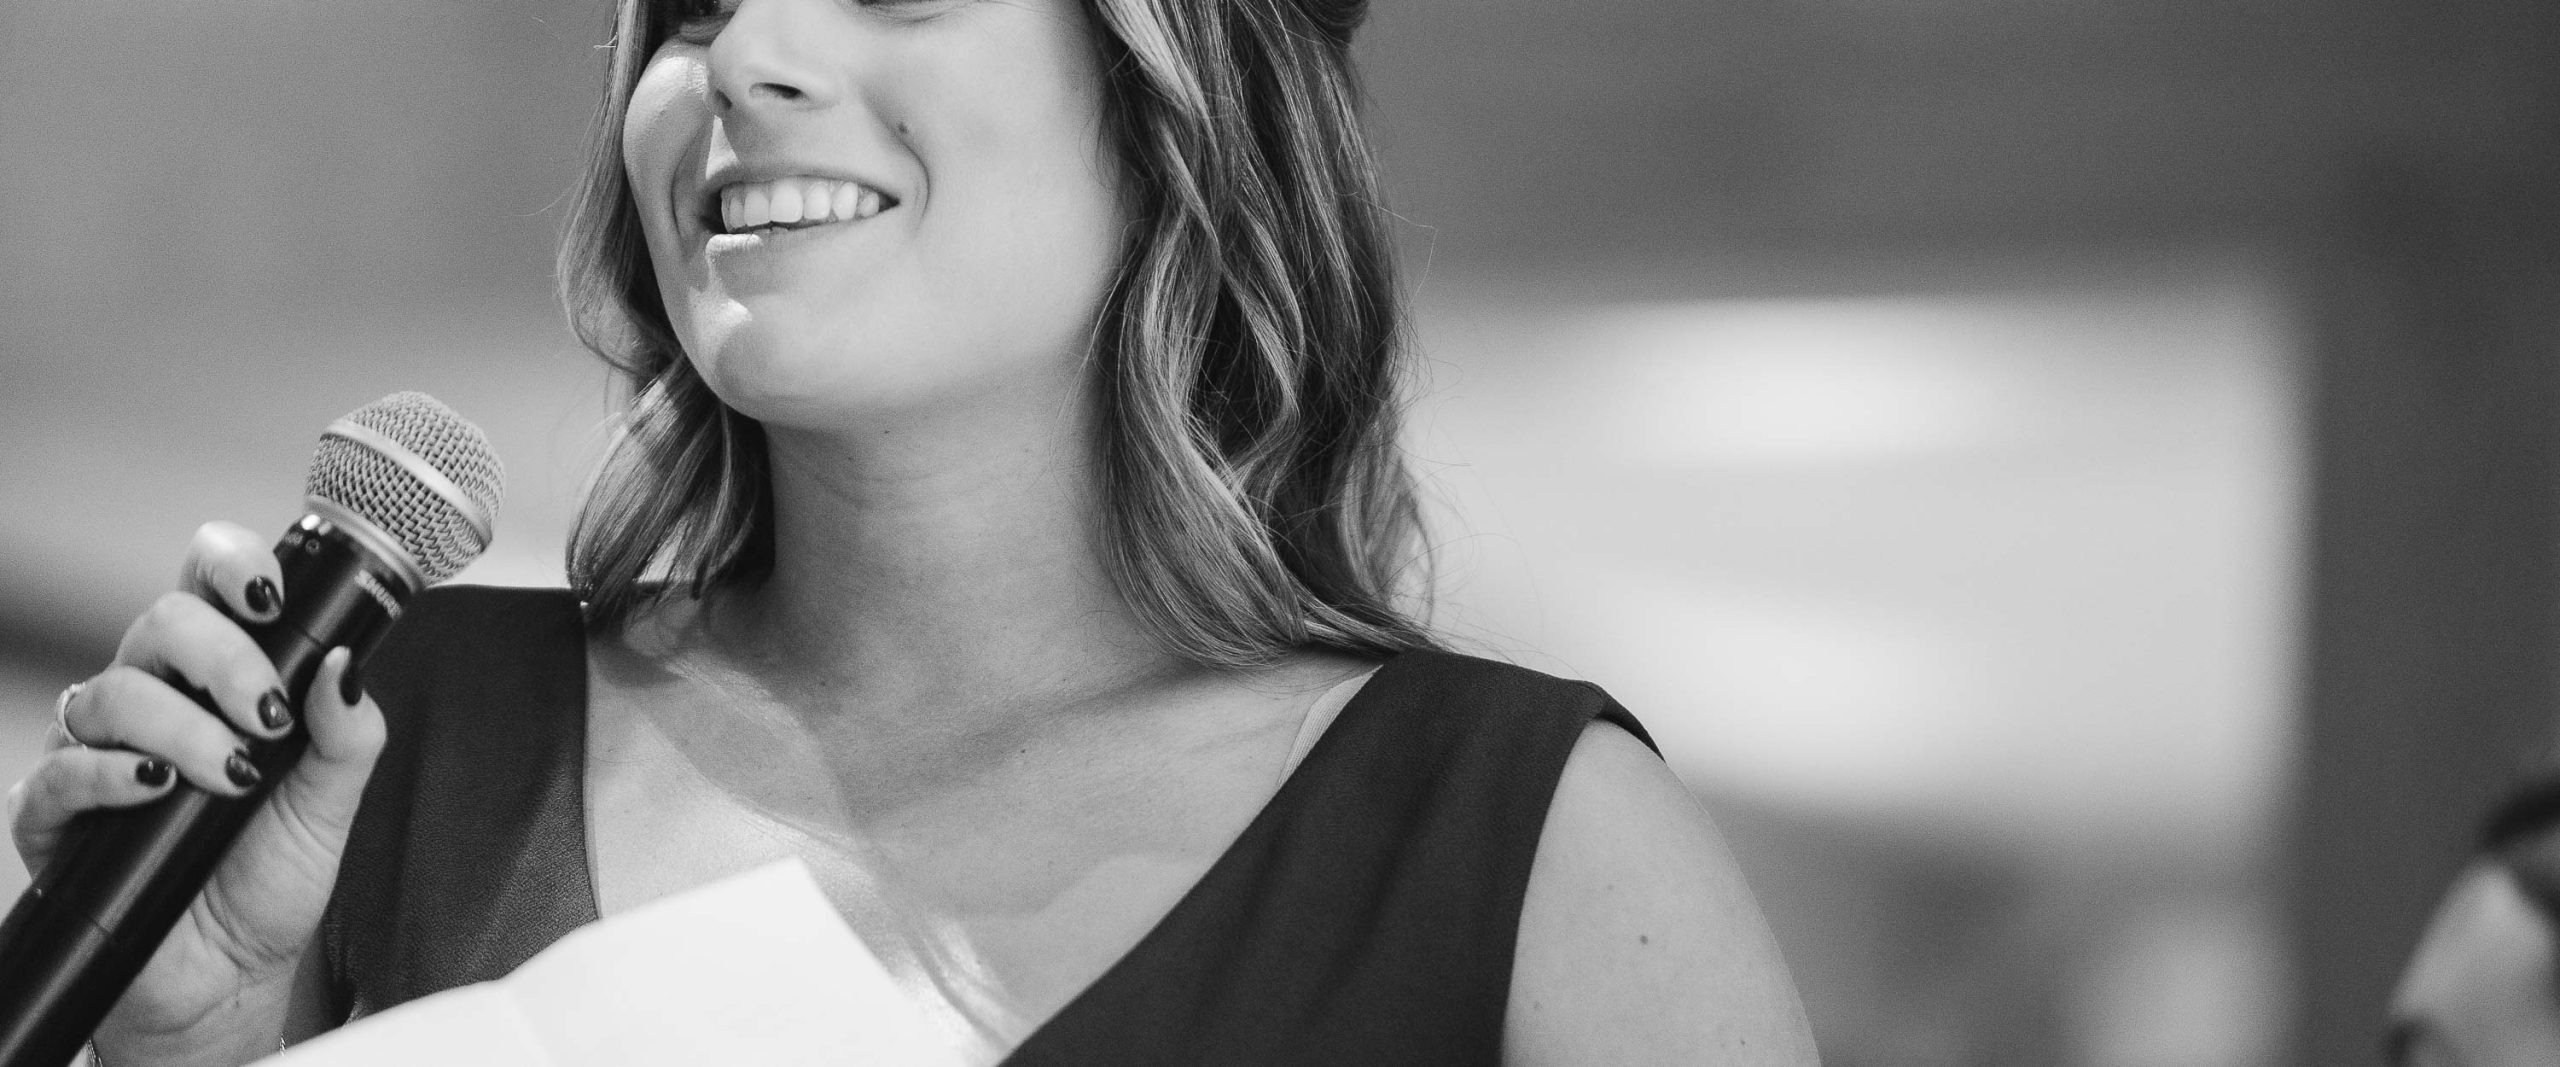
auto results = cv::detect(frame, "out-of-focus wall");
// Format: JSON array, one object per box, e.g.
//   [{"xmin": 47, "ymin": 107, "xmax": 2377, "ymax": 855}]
[
  {"xmin": 1410, "ymin": 254, "xmax": 2302, "ymax": 1066},
  {"xmin": 0, "ymin": 0, "xmax": 617, "ymax": 663}
]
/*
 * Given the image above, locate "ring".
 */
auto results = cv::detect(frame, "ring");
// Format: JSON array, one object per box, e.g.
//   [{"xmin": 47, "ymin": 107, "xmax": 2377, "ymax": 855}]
[{"xmin": 54, "ymin": 682, "xmax": 86, "ymax": 748}]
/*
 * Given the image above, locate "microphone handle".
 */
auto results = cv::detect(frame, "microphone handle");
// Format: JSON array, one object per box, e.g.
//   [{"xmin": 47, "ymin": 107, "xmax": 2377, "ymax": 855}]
[{"xmin": 0, "ymin": 514, "xmax": 413, "ymax": 1067}]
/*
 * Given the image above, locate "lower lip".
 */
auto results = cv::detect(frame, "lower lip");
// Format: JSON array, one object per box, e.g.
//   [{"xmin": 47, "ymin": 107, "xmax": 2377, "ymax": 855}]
[
  {"xmin": 703, "ymin": 215, "xmax": 871, "ymax": 253},
  {"xmin": 697, "ymin": 211, "xmax": 892, "ymax": 288}
]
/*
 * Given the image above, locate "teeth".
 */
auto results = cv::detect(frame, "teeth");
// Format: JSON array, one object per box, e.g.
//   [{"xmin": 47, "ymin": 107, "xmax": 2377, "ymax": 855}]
[{"xmin": 713, "ymin": 176, "xmax": 892, "ymax": 234}]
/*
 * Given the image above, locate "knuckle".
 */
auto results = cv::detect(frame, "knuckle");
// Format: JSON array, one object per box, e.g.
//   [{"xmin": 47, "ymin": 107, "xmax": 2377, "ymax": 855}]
[
  {"xmin": 85, "ymin": 668, "xmax": 206, "ymax": 749},
  {"xmin": 26, "ymin": 755, "xmax": 76, "ymax": 805},
  {"xmin": 75, "ymin": 755, "xmax": 117, "ymax": 800},
  {"xmin": 181, "ymin": 711, "xmax": 243, "ymax": 756},
  {"xmin": 147, "ymin": 590, "xmax": 201, "ymax": 630},
  {"xmin": 224, "ymin": 656, "xmax": 277, "ymax": 703},
  {"xmin": 86, "ymin": 666, "xmax": 144, "ymax": 720}
]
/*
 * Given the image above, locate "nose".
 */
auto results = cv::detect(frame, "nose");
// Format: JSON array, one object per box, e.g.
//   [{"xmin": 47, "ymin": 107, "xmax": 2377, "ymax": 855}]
[{"xmin": 705, "ymin": 0, "xmax": 841, "ymax": 113}]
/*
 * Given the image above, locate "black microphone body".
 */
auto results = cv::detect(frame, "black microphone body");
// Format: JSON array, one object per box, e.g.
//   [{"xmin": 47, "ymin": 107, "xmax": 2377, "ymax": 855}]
[{"xmin": 0, "ymin": 511, "xmax": 418, "ymax": 1067}]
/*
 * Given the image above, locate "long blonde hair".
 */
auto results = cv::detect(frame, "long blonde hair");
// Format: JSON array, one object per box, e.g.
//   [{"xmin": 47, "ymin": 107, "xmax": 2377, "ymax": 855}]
[{"xmin": 558, "ymin": 0, "xmax": 1433, "ymax": 669}]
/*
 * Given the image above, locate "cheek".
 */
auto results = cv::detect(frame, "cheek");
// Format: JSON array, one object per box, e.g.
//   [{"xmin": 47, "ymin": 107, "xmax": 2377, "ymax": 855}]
[
  {"xmin": 911, "ymin": 77, "xmax": 1127, "ymax": 354},
  {"xmin": 624, "ymin": 50, "xmax": 705, "ymax": 177},
  {"xmin": 622, "ymin": 54, "xmax": 709, "ymax": 257}
]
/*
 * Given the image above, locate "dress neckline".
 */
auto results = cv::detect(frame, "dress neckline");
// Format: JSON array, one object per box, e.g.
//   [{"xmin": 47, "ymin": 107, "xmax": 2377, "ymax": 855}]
[{"xmin": 562, "ymin": 618, "xmax": 1422, "ymax": 1062}]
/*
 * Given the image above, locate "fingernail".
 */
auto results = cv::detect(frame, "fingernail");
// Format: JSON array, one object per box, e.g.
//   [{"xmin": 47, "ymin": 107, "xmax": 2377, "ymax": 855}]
[
  {"xmin": 225, "ymin": 751, "xmax": 262, "ymax": 789},
  {"xmin": 136, "ymin": 758, "xmax": 173, "ymax": 788},
  {"xmin": 257, "ymin": 690, "xmax": 294, "ymax": 733},
  {"xmin": 245, "ymin": 577, "xmax": 279, "ymax": 617},
  {"xmin": 338, "ymin": 654, "xmax": 363, "ymax": 707}
]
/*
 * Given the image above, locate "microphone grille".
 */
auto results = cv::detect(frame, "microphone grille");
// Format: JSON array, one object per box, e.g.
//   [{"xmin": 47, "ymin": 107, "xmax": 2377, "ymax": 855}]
[{"xmin": 305, "ymin": 391, "xmax": 505, "ymax": 583}]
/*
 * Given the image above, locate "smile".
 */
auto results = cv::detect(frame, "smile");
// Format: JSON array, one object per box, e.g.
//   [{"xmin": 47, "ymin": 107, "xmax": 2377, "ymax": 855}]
[{"xmin": 710, "ymin": 176, "xmax": 897, "ymax": 236}]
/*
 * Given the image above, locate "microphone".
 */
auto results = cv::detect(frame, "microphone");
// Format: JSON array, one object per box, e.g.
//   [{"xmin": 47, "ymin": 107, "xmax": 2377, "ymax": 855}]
[{"xmin": 0, "ymin": 391, "xmax": 503, "ymax": 1067}]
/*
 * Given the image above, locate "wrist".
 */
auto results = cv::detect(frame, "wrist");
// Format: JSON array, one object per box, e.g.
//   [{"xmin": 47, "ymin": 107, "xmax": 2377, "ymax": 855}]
[
  {"xmin": 91, "ymin": 984, "xmax": 293, "ymax": 1067},
  {"xmin": 88, "ymin": 1036, "xmax": 289, "ymax": 1067}
]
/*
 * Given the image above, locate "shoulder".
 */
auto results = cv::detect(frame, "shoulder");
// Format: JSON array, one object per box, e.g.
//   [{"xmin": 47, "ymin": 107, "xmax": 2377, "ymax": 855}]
[
  {"xmin": 1504, "ymin": 718, "xmax": 1819, "ymax": 1065},
  {"xmin": 1383, "ymin": 649, "xmax": 1652, "ymax": 744}
]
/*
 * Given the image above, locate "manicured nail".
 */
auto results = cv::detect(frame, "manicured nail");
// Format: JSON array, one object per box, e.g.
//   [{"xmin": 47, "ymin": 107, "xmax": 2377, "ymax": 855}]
[
  {"xmin": 244, "ymin": 577, "xmax": 279, "ymax": 617},
  {"xmin": 225, "ymin": 751, "xmax": 262, "ymax": 789},
  {"xmin": 338, "ymin": 654, "xmax": 363, "ymax": 707},
  {"xmin": 257, "ymin": 690, "xmax": 294, "ymax": 733},
  {"xmin": 136, "ymin": 758, "xmax": 173, "ymax": 788}
]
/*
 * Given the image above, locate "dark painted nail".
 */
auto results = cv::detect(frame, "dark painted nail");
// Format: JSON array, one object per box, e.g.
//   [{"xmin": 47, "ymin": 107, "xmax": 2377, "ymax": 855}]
[
  {"xmin": 225, "ymin": 751, "xmax": 262, "ymax": 789},
  {"xmin": 135, "ymin": 758, "xmax": 173, "ymax": 788},
  {"xmin": 244, "ymin": 577, "xmax": 279, "ymax": 617},
  {"xmin": 338, "ymin": 655, "xmax": 363, "ymax": 707},
  {"xmin": 257, "ymin": 690, "xmax": 294, "ymax": 733}
]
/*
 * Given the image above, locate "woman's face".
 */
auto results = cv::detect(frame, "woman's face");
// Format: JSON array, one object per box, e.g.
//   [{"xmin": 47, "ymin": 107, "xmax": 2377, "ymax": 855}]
[{"xmin": 622, "ymin": 0, "xmax": 1127, "ymax": 431}]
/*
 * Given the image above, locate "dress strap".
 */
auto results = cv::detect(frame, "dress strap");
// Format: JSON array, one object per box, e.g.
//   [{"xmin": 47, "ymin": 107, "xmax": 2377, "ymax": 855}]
[
  {"xmin": 1006, "ymin": 648, "xmax": 1654, "ymax": 1065},
  {"xmin": 1277, "ymin": 667, "xmax": 1381, "ymax": 784},
  {"xmin": 321, "ymin": 586, "xmax": 597, "ymax": 1020}
]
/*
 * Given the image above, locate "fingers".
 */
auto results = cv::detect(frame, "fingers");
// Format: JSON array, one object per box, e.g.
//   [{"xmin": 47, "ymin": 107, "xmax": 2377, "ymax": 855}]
[
  {"xmin": 298, "ymin": 647, "xmax": 384, "ymax": 777},
  {"xmin": 9, "ymin": 746, "xmax": 180, "ymax": 870},
  {"xmin": 180, "ymin": 520, "xmax": 283, "ymax": 627},
  {"xmin": 62, "ymin": 666, "xmax": 267, "ymax": 797},
  {"xmin": 244, "ymin": 647, "xmax": 384, "ymax": 897},
  {"xmin": 115, "ymin": 592, "xmax": 295, "ymax": 742}
]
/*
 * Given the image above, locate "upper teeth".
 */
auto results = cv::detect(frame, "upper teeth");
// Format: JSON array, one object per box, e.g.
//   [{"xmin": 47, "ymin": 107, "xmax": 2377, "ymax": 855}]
[{"xmin": 719, "ymin": 177, "xmax": 887, "ymax": 233}]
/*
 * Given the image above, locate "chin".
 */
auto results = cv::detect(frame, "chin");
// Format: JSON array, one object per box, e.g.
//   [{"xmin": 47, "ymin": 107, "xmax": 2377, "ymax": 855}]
[
  {"xmin": 671, "ymin": 278, "xmax": 1106, "ymax": 434},
  {"xmin": 683, "ymin": 324, "xmax": 1010, "ymax": 433},
  {"xmin": 690, "ymin": 339, "xmax": 877, "ymax": 428}
]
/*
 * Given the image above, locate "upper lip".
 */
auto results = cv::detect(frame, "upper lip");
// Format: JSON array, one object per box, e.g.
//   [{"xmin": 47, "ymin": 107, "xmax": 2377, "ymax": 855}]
[{"xmin": 692, "ymin": 160, "xmax": 901, "ymax": 230}]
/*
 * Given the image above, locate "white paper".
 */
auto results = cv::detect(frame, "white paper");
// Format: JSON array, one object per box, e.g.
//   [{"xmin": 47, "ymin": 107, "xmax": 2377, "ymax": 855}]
[{"xmin": 263, "ymin": 860, "xmax": 966, "ymax": 1067}]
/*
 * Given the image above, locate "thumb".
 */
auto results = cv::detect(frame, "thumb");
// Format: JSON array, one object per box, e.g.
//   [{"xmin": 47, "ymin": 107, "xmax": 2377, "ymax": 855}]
[{"xmin": 296, "ymin": 646, "xmax": 386, "ymax": 790}]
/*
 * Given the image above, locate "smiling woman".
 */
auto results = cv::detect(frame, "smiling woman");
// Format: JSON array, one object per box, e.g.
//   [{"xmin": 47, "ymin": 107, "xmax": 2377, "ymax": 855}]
[
  {"xmin": 565, "ymin": 0, "xmax": 1431, "ymax": 669},
  {"xmin": 9, "ymin": 0, "xmax": 1813, "ymax": 1063}
]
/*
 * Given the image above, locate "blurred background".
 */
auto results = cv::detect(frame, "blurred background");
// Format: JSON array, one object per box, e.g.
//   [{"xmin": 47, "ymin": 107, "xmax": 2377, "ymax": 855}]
[{"xmin": 4, "ymin": 0, "xmax": 2557, "ymax": 1063}]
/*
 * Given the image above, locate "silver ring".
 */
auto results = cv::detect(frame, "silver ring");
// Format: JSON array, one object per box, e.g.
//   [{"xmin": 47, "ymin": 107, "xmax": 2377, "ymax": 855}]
[{"xmin": 54, "ymin": 682, "xmax": 86, "ymax": 748}]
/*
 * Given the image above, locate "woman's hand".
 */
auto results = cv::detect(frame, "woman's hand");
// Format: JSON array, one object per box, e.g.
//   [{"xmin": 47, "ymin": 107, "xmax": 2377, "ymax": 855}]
[{"xmin": 5, "ymin": 521, "xmax": 386, "ymax": 1065}]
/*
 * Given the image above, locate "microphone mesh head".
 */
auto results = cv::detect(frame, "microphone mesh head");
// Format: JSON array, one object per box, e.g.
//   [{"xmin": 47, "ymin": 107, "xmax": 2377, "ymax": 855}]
[{"xmin": 305, "ymin": 392, "xmax": 505, "ymax": 583}]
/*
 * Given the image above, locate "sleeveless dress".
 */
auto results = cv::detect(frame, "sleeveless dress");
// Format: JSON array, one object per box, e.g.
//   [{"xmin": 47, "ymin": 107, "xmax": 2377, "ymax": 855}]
[{"xmin": 320, "ymin": 586, "xmax": 1657, "ymax": 1064}]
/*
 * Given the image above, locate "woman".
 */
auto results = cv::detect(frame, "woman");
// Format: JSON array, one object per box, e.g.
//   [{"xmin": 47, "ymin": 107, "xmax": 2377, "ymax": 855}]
[{"xmin": 11, "ymin": 0, "xmax": 1815, "ymax": 1062}]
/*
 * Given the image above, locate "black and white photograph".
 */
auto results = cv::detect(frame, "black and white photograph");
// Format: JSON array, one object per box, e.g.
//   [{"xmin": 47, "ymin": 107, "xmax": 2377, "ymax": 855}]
[{"xmin": 2, "ymin": 0, "xmax": 2556, "ymax": 1064}]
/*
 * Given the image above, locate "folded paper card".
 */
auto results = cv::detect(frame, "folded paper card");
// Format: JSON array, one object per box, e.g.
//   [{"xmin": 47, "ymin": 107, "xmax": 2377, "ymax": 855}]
[{"xmin": 260, "ymin": 859, "xmax": 968, "ymax": 1067}]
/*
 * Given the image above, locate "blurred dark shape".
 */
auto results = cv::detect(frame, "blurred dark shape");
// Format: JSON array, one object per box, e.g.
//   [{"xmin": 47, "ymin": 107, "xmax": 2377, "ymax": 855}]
[
  {"xmin": 2385, "ymin": 778, "xmax": 2560, "ymax": 1067},
  {"xmin": 2294, "ymin": 150, "xmax": 2560, "ymax": 1067}
]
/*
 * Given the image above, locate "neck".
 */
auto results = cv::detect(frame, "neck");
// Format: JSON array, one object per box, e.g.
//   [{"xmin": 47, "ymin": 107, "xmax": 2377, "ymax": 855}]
[{"xmin": 690, "ymin": 395, "xmax": 1182, "ymax": 722}]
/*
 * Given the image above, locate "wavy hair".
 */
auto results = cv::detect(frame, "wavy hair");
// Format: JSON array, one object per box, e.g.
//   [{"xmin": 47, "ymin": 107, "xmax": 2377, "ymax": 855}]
[{"xmin": 558, "ymin": 0, "xmax": 1434, "ymax": 669}]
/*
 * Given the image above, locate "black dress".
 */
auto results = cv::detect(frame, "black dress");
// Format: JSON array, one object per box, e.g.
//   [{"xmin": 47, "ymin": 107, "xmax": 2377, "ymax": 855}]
[{"xmin": 321, "ymin": 586, "xmax": 1656, "ymax": 1065}]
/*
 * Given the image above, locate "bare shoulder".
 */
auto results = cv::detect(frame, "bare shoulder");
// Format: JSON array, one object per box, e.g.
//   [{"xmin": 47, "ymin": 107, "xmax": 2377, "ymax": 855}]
[{"xmin": 1505, "ymin": 719, "xmax": 1819, "ymax": 1066}]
